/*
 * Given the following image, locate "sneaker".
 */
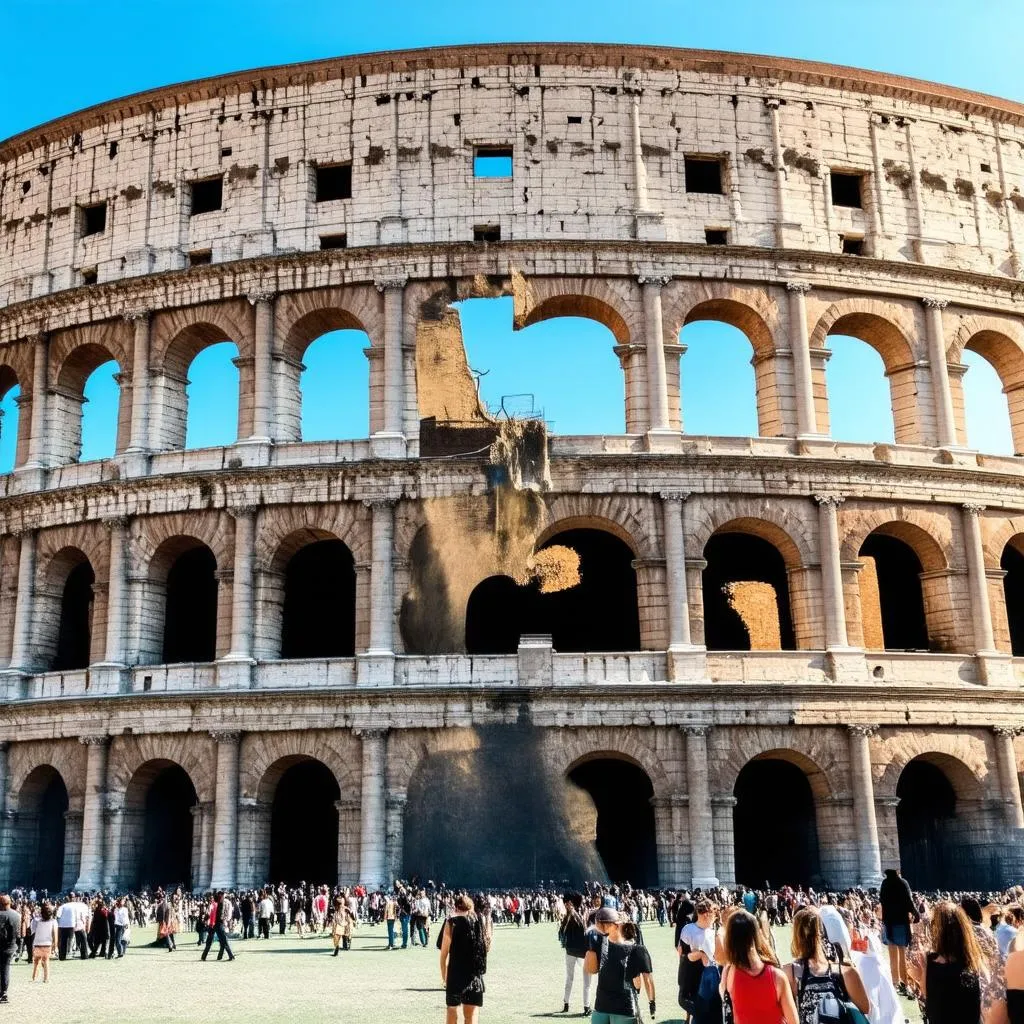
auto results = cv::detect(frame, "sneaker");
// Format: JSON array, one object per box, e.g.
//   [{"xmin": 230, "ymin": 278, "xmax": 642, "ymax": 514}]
[
  {"xmin": 561, "ymin": 1003, "xmax": 569, "ymax": 1013},
  {"xmin": 582, "ymin": 1008, "xmax": 591, "ymax": 1017}
]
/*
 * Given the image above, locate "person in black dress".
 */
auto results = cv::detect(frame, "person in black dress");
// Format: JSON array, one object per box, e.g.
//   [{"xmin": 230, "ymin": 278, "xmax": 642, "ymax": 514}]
[
  {"xmin": 921, "ymin": 901, "xmax": 984, "ymax": 1024},
  {"xmin": 439, "ymin": 894, "xmax": 490, "ymax": 1024}
]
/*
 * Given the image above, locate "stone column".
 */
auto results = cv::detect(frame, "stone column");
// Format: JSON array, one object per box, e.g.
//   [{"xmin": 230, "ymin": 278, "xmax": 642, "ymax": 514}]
[
  {"xmin": 23, "ymin": 331, "xmax": 49, "ymax": 469},
  {"xmin": 374, "ymin": 276, "xmax": 408, "ymax": 453},
  {"xmin": 101, "ymin": 794, "xmax": 124, "ymax": 890},
  {"xmin": 0, "ymin": 742, "xmax": 11, "ymax": 888},
  {"xmin": 993, "ymin": 728, "xmax": 1024, "ymax": 830},
  {"xmin": 366, "ymin": 500, "xmax": 396, "ymax": 654},
  {"xmin": 962, "ymin": 504, "xmax": 997, "ymax": 653},
  {"xmin": 75, "ymin": 735, "xmax": 110, "ymax": 890},
  {"xmin": 336, "ymin": 798, "xmax": 362, "ymax": 886},
  {"xmin": 662, "ymin": 492, "xmax": 692, "ymax": 648},
  {"xmin": 247, "ymin": 291, "xmax": 275, "ymax": 442},
  {"xmin": 786, "ymin": 283, "xmax": 817, "ymax": 437},
  {"xmin": 223, "ymin": 508, "xmax": 256, "ymax": 661},
  {"xmin": 923, "ymin": 297, "xmax": 958, "ymax": 448},
  {"xmin": 8, "ymin": 530, "xmax": 36, "ymax": 673},
  {"xmin": 814, "ymin": 495, "xmax": 849, "ymax": 648},
  {"xmin": 640, "ymin": 275, "xmax": 672, "ymax": 436},
  {"xmin": 685, "ymin": 727, "xmax": 719, "ymax": 888},
  {"xmin": 358, "ymin": 730, "xmax": 387, "ymax": 887},
  {"xmin": 385, "ymin": 788, "xmax": 407, "ymax": 884},
  {"xmin": 101, "ymin": 517, "xmax": 128, "ymax": 665},
  {"xmin": 124, "ymin": 310, "xmax": 151, "ymax": 452},
  {"xmin": 630, "ymin": 96, "xmax": 650, "ymax": 214},
  {"xmin": 847, "ymin": 725, "xmax": 883, "ymax": 886},
  {"xmin": 210, "ymin": 731, "xmax": 240, "ymax": 889}
]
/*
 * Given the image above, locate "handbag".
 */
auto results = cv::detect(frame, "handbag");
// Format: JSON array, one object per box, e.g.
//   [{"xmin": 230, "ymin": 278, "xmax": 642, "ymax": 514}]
[{"xmin": 721, "ymin": 965, "xmax": 735, "ymax": 1024}]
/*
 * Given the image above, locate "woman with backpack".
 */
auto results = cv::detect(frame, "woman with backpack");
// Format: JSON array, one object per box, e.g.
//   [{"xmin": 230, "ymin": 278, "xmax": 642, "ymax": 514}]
[
  {"xmin": 720, "ymin": 909, "xmax": 800, "ymax": 1024},
  {"xmin": 583, "ymin": 907, "xmax": 654, "ymax": 1024},
  {"xmin": 783, "ymin": 907, "xmax": 871, "ymax": 1023},
  {"xmin": 439, "ymin": 894, "xmax": 490, "ymax": 1023}
]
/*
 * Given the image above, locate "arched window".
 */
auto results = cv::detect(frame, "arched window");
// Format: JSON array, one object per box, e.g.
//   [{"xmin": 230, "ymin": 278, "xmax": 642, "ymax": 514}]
[
  {"xmin": 825, "ymin": 336, "xmax": 894, "ymax": 443},
  {"xmin": 1000, "ymin": 538, "xmax": 1024, "ymax": 656},
  {"xmin": 52, "ymin": 344, "xmax": 122, "ymax": 463},
  {"xmin": 0, "ymin": 367, "xmax": 21, "ymax": 473},
  {"xmin": 52, "ymin": 559, "xmax": 95, "ymax": 671},
  {"xmin": 185, "ymin": 342, "xmax": 239, "ymax": 449},
  {"xmin": 960, "ymin": 348, "xmax": 1014, "ymax": 454},
  {"xmin": 896, "ymin": 758, "xmax": 958, "ymax": 891},
  {"xmin": 679, "ymin": 320, "xmax": 758, "ymax": 437},
  {"xmin": 13, "ymin": 766, "xmax": 68, "ymax": 891},
  {"xmin": 858, "ymin": 533, "xmax": 929, "ymax": 651},
  {"xmin": 80, "ymin": 359, "xmax": 121, "ymax": 461},
  {"xmin": 300, "ymin": 330, "xmax": 370, "ymax": 440},
  {"xmin": 162, "ymin": 544, "xmax": 218, "ymax": 663},
  {"xmin": 280, "ymin": 539, "xmax": 356, "ymax": 658}
]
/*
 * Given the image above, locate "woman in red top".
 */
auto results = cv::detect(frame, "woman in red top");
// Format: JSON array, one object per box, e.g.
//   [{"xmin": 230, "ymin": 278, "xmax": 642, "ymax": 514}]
[{"xmin": 720, "ymin": 909, "xmax": 799, "ymax": 1024}]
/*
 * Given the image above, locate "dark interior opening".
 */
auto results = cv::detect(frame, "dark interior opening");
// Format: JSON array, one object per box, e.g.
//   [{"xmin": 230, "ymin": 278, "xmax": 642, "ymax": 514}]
[
  {"xmin": 16, "ymin": 768, "xmax": 68, "ymax": 892},
  {"xmin": 841, "ymin": 236, "xmax": 865, "ymax": 255},
  {"xmin": 896, "ymin": 759, "xmax": 957, "ymax": 891},
  {"xmin": 860, "ymin": 533, "xmax": 929, "ymax": 651},
  {"xmin": 162, "ymin": 545, "xmax": 217, "ymax": 663},
  {"xmin": 136, "ymin": 763, "xmax": 196, "ymax": 890},
  {"xmin": 685, "ymin": 157, "xmax": 724, "ymax": 194},
  {"xmin": 705, "ymin": 228, "xmax": 728, "ymax": 245},
  {"xmin": 190, "ymin": 176, "xmax": 223, "ymax": 216},
  {"xmin": 81, "ymin": 202, "xmax": 107, "ymax": 237},
  {"xmin": 831, "ymin": 171, "xmax": 863, "ymax": 208},
  {"xmin": 702, "ymin": 533, "xmax": 795, "ymax": 650},
  {"xmin": 319, "ymin": 233, "xmax": 348, "ymax": 250},
  {"xmin": 568, "ymin": 759, "xmax": 657, "ymax": 886},
  {"xmin": 1001, "ymin": 544, "xmax": 1024, "ymax": 655},
  {"xmin": 269, "ymin": 759, "xmax": 340, "ymax": 885},
  {"xmin": 281, "ymin": 540, "xmax": 356, "ymax": 658},
  {"xmin": 734, "ymin": 759, "xmax": 820, "ymax": 887},
  {"xmin": 315, "ymin": 163, "xmax": 352, "ymax": 202},
  {"xmin": 465, "ymin": 575, "xmax": 525, "ymax": 654},
  {"xmin": 473, "ymin": 225, "xmax": 501, "ymax": 242},
  {"xmin": 53, "ymin": 560, "xmax": 95, "ymax": 671}
]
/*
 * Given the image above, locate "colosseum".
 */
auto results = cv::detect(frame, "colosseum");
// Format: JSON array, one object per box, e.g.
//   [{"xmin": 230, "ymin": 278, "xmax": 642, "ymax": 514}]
[{"xmin": 1, "ymin": 42, "xmax": 1024, "ymax": 895}]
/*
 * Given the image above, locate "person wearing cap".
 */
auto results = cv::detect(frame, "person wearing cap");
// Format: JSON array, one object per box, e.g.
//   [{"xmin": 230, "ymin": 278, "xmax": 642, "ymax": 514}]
[{"xmin": 584, "ymin": 907, "xmax": 655, "ymax": 1024}]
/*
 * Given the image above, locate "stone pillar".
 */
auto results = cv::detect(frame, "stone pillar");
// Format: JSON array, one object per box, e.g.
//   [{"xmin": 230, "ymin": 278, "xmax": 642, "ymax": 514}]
[
  {"xmin": 366, "ymin": 500, "xmax": 396, "ymax": 654},
  {"xmin": 640, "ymin": 275, "xmax": 672, "ymax": 437},
  {"xmin": 101, "ymin": 794, "xmax": 124, "ymax": 890},
  {"xmin": 336, "ymin": 798, "xmax": 362, "ymax": 886},
  {"xmin": 923, "ymin": 297, "xmax": 958, "ymax": 448},
  {"xmin": 373, "ymin": 276, "xmax": 408, "ymax": 456},
  {"xmin": 223, "ymin": 508, "xmax": 256, "ymax": 662},
  {"xmin": 100, "ymin": 517, "xmax": 128, "ymax": 665},
  {"xmin": 786, "ymin": 282, "xmax": 817, "ymax": 437},
  {"xmin": 246, "ymin": 291, "xmax": 275, "ymax": 443},
  {"xmin": 0, "ymin": 742, "xmax": 10, "ymax": 888},
  {"xmin": 962, "ymin": 504, "xmax": 997, "ymax": 653},
  {"xmin": 847, "ymin": 725, "xmax": 883, "ymax": 886},
  {"xmin": 124, "ymin": 311, "xmax": 151, "ymax": 453},
  {"xmin": 23, "ymin": 331, "xmax": 49, "ymax": 469},
  {"xmin": 631, "ymin": 96, "xmax": 650, "ymax": 214},
  {"xmin": 385, "ymin": 788, "xmax": 407, "ymax": 884},
  {"xmin": 685, "ymin": 727, "xmax": 719, "ymax": 888},
  {"xmin": 210, "ymin": 731, "xmax": 240, "ymax": 889},
  {"xmin": 814, "ymin": 495, "xmax": 848, "ymax": 648},
  {"xmin": 358, "ymin": 730, "xmax": 387, "ymax": 887},
  {"xmin": 993, "ymin": 728, "xmax": 1024, "ymax": 830},
  {"xmin": 7, "ymin": 530, "xmax": 36, "ymax": 673},
  {"xmin": 662, "ymin": 492, "xmax": 691, "ymax": 648},
  {"xmin": 75, "ymin": 735, "xmax": 110, "ymax": 890}
]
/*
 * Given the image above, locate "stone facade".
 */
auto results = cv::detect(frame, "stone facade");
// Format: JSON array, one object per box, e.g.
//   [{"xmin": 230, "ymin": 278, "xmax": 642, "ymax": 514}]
[{"xmin": 1, "ymin": 45, "xmax": 1024, "ymax": 892}]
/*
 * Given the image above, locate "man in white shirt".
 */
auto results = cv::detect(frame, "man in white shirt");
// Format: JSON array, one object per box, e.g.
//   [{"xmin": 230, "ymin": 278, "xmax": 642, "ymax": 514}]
[
  {"xmin": 258, "ymin": 893, "xmax": 274, "ymax": 939},
  {"xmin": 56, "ymin": 896, "xmax": 78, "ymax": 961},
  {"xmin": 111, "ymin": 900, "xmax": 130, "ymax": 958}
]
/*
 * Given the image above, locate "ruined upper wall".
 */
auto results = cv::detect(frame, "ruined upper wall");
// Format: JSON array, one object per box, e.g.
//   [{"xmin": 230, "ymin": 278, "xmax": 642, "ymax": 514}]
[{"xmin": 3, "ymin": 43, "xmax": 1024, "ymax": 305}]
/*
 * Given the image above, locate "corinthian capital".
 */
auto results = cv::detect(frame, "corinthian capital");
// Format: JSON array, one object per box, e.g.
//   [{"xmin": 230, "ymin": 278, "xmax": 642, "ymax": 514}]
[
  {"xmin": 847, "ymin": 724, "xmax": 879, "ymax": 738},
  {"xmin": 374, "ymin": 275, "xmax": 409, "ymax": 292},
  {"xmin": 922, "ymin": 297, "xmax": 949, "ymax": 310},
  {"xmin": 786, "ymin": 281, "xmax": 812, "ymax": 294},
  {"xmin": 814, "ymin": 494, "xmax": 844, "ymax": 510}
]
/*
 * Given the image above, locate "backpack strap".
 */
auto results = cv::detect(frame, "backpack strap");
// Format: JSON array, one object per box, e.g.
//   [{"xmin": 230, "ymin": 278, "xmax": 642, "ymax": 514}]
[{"xmin": 796, "ymin": 958, "xmax": 809, "ymax": 1004}]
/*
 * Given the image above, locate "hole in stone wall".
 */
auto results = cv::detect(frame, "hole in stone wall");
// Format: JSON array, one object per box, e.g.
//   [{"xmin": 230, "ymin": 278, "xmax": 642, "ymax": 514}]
[
  {"xmin": 474, "ymin": 147, "xmax": 513, "ymax": 177},
  {"xmin": 188, "ymin": 249, "xmax": 212, "ymax": 267},
  {"xmin": 704, "ymin": 228, "xmax": 728, "ymax": 245},
  {"xmin": 473, "ymin": 224, "xmax": 501, "ymax": 242},
  {"xmin": 189, "ymin": 176, "xmax": 223, "ymax": 215},
  {"xmin": 841, "ymin": 235, "xmax": 864, "ymax": 255},
  {"xmin": 314, "ymin": 163, "xmax": 352, "ymax": 202},
  {"xmin": 81, "ymin": 268, "xmax": 98, "ymax": 286},
  {"xmin": 831, "ymin": 171, "xmax": 864, "ymax": 208},
  {"xmin": 684, "ymin": 157, "xmax": 724, "ymax": 194},
  {"xmin": 81, "ymin": 202, "xmax": 107, "ymax": 237},
  {"xmin": 319, "ymin": 233, "xmax": 347, "ymax": 250}
]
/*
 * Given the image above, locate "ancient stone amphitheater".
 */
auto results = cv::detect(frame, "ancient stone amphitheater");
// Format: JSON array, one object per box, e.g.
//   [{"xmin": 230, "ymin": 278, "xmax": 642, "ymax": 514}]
[{"xmin": 2, "ymin": 42, "xmax": 1024, "ymax": 895}]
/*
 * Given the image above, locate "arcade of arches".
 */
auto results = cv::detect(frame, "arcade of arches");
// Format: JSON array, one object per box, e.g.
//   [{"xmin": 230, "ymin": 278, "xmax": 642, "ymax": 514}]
[{"xmin": 3, "ymin": 725, "xmax": 1021, "ymax": 893}]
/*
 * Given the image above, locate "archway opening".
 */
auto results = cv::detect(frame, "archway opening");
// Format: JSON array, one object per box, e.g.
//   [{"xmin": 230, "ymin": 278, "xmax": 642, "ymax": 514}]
[
  {"xmin": 0, "ymin": 369, "xmax": 21, "ymax": 474},
  {"xmin": 896, "ymin": 758, "xmax": 957, "ymax": 891},
  {"xmin": 1001, "ymin": 540, "xmax": 1024, "ymax": 656},
  {"xmin": 185, "ymin": 341, "xmax": 239, "ymax": 449},
  {"xmin": 14, "ymin": 766, "xmax": 68, "ymax": 891},
  {"xmin": 269, "ymin": 758, "xmax": 340, "ymax": 885},
  {"xmin": 299, "ymin": 330, "xmax": 370, "ymax": 440},
  {"xmin": 162, "ymin": 544, "xmax": 217, "ymax": 663},
  {"xmin": 702, "ymin": 532, "xmax": 795, "ymax": 650},
  {"xmin": 961, "ymin": 348, "xmax": 1015, "ymax": 455},
  {"xmin": 858, "ymin": 533, "xmax": 929, "ymax": 651},
  {"xmin": 79, "ymin": 359, "xmax": 121, "ymax": 461},
  {"xmin": 465, "ymin": 575, "xmax": 524, "ymax": 654},
  {"xmin": 734, "ymin": 758, "xmax": 820, "ymax": 887},
  {"xmin": 825, "ymin": 335, "xmax": 894, "ymax": 443},
  {"xmin": 567, "ymin": 758, "xmax": 657, "ymax": 886},
  {"xmin": 679, "ymin": 320, "xmax": 758, "ymax": 437},
  {"xmin": 126, "ymin": 761, "xmax": 197, "ymax": 890},
  {"xmin": 52, "ymin": 558, "xmax": 95, "ymax": 671},
  {"xmin": 281, "ymin": 539, "xmax": 356, "ymax": 658}
]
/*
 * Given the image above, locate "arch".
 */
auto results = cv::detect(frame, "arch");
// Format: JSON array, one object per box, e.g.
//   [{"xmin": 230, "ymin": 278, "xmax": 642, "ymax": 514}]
[
  {"xmin": 536, "ymin": 496, "xmax": 654, "ymax": 558},
  {"xmin": 35, "ymin": 546, "xmax": 96, "ymax": 672},
  {"xmin": 688, "ymin": 500, "xmax": 815, "ymax": 571},
  {"xmin": 239, "ymin": 730, "xmax": 361, "ymax": 805},
  {"xmin": 824, "ymin": 335, "xmax": 894, "ymax": 443},
  {"xmin": 121, "ymin": 759, "xmax": 198, "ymax": 890},
  {"xmin": 465, "ymin": 575, "xmax": 523, "ymax": 654},
  {"xmin": 153, "ymin": 537, "xmax": 218, "ymax": 664},
  {"xmin": 50, "ymin": 342, "xmax": 123, "ymax": 464},
  {"xmin": 298, "ymin": 330, "xmax": 371, "ymax": 441},
  {"xmin": 12, "ymin": 765, "xmax": 69, "ymax": 891},
  {"xmin": 514, "ymin": 291, "xmax": 632, "ymax": 346},
  {"xmin": 258, "ymin": 505, "xmax": 371, "ymax": 570},
  {"xmin": 875, "ymin": 733, "xmax": 988, "ymax": 804},
  {"xmin": 841, "ymin": 510, "xmax": 952, "ymax": 574},
  {"xmin": 679, "ymin": 317, "xmax": 759, "ymax": 437},
  {"xmin": 543, "ymin": 727, "xmax": 674, "ymax": 800},
  {"xmin": 106, "ymin": 733, "xmax": 215, "ymax": 805},
  {"xmin": 280, "ymin": 537, "xmax": 356, "ymax": 658},
  {"xmin": 0, "ymin": 364, "xmax": 23, "ymax": 474},
  {"xmin": 1001, "ymin": 535, "xmax": 1024, "ymax": 655}
]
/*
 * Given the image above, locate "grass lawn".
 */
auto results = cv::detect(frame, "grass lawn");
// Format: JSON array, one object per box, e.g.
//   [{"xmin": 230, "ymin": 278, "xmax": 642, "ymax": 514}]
[{"xmin": 4, "ymin": 920, "xmax": 921, "ymax": 1023}]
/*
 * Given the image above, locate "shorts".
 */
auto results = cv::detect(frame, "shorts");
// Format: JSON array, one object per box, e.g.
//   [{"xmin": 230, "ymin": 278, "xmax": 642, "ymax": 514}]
[
  {"xmin": 32, "ymin": 946, "xmax": 51, "ymax": 961},
  {"xmin": 881, "ymin": 923, "xmax": 910, "ymax": 947},
  {"xmin": 591, "ymin": 1013, "xmax": 638, "ymax": 1024},
  {"xmin": 446, "ymin": 977, "xmax": 485, "ymax": 1007}
]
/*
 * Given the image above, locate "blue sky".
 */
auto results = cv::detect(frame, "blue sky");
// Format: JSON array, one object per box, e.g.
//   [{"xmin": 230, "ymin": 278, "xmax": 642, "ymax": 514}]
[{"xmin": 0, "ymin": 0, "xmax": 1019, "ymax": 465}]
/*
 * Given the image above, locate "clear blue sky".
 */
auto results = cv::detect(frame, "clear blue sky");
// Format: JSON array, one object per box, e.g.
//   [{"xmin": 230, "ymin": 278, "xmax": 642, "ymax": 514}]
[{"xmin": 0, "ymin": 0, "xmax": 1018, "ymax": 465}]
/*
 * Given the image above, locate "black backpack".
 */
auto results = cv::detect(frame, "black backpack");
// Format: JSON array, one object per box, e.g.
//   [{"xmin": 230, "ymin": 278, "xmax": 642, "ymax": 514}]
[{"xmin": 0, "ymin": 913, "xmax": 14, "ymax": 949}]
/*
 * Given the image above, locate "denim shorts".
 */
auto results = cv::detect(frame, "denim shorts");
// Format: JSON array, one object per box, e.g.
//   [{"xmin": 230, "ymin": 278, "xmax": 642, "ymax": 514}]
[
  {"xmin": 591, "ymin": 1013, "xmax": 637, "ymax": 1024},
  {"xmin": 882, "ymin": 922, "xmax": 910, "ymax": 947}
]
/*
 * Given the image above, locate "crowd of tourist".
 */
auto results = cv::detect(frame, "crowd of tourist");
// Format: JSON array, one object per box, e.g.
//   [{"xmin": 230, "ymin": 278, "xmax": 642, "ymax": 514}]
[{"xmin": 5, "ymin": 870, "xmax": 1024, "ymax": 1022}]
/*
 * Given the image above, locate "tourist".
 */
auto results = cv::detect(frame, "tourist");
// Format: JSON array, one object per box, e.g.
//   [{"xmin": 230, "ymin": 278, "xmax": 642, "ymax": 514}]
[
  {"xmin": 200, "ymin": 891, "xmax": 235, "ymax": 962},
  {"xmin": 0, "ymin": 894, "xmax": 20, "ymax": 1003},
  {"xmin": 557, "ymin": 892, "xmax": 591, "ymax": 1015},
  {"xmin": 783, "ymin": 906, "xmax": 870, "ymax": 1022},
  {"xmin": 720, "ymin": 909, "xmax": 799, "ymax": 1024},
  {"xmin": 920, "ymin": 901, "xmax": 985, "ymax": 1024},
  {"xmin": 111, "ymin": 898, "xmax": 130, "ymax": 958},
  {"xmin": 55, "ymin": 892, "xmax": 78, "ymax": 961},
  {"xmin": 275, "ymin": 886, "xmax": 289, "ymax": 935},
  {"xmin": 997, "ymin": 908, "xmax": 1024, "ymax": 959},
  {"xmin": 878, "ymin": 867, "xmax": 917, "ymax": 994},
  {"xmin": 583, "ymin": 907, "xmax": 654, "ymax": 1024},
  {"xmin": 413, "ymin": 888, "xmax": 431, "ymax": 947},
  {"xmin": 440, "ymin": 894, "xmax": 489, "ymax": 1023},
  {"xmin": 679, "ymin": 899, "xmax": 719, "ymax": 1022},
  {"xmin": 1002, "ymin": 940, "xmax": 1024, "ymax": 1022},
  {"xmin": 30, "ymin": 904, "xmax": 58, "ymax": 984},
  {"xmin": 87, "ymin": 896, "xmax": 110, "ymax": 958},
  {"xmin": 398, "ymin": 886, "xmax": 413, "ymax": 948},
  {"xmin": 258, "ymin": 889, "xmax": 274, "ymax": 939},
  {"xmin": 384, "ymin": 891, "xmax": 398, "ymax": 950},
  {"xmin": 156, "ymin": 893, "xmax": 177, "ymax": 952}
]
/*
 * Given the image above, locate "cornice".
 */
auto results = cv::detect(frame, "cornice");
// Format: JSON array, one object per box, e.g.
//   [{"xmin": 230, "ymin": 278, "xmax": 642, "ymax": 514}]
[{"xmin": 4, "ymin": 43, "xmax": 1024, "ymax": 162}]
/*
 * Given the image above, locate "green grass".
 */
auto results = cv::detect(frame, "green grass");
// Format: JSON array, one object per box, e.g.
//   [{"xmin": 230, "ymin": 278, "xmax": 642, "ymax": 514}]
[{"xmin": 5, "ymin": 921, "xmax": 921, "ymax": 1023}]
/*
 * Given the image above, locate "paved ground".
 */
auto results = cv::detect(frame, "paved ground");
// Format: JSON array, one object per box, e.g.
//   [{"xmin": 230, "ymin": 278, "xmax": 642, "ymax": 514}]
[{"xmin": 4, "ymin": 920, "xmax": 921, "ymax": 1023}]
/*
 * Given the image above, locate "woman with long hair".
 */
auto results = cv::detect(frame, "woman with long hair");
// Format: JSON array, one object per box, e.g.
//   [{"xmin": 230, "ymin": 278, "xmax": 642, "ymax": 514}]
[
  {"xmin": 440, "ymin": 894, "xmax": 489, "ymax": 1024},
  {"xmin": 921, "ymin": 901, "xmax": 985, "ymax": 1024},
  {"xmin": 720, "ymin": 909, "xmax": 799, "ymax": 1024}
]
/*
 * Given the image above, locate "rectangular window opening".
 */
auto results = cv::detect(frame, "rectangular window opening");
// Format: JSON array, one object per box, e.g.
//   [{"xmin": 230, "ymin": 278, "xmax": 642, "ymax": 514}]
[
  {"xmin": 81, "ymin": 201, "xmax": 107, "ymax": 237},
  {"xmin": 319, "ymin": 233, "xmax": 348, "ymax": 250},
  {"xmin": 188, "ymin": 249, "xmax": 212, "ymax": 267},
  {"xmin": 474, "ymin": 147, "xmax": 513, "ymax": 178},
  {"xmin": 704, "ymin": 228, "xmax": 728, "ymax": 245},
  {"xmin": 831, "ymin": 171, "xmax": 863, "ymax": 209},
  {"xmin": 567, "ymin": 115, "xmax": 583, "ymax": 125},
  {"xmin": 473, "ymin": 224, "xmax": 501, "ymax": 243},
  {"xmin": 841, "ymin": 235, "xmax": 865, "ymax": 255},
  {"xmin": 220, "ymin": 146, "xmax": 233, "ymax": 158},
  {"xmin": 315, "ymin": 163, "xmax": 352, "ymax": 202},
  {"xmin": 81, "ymin": 268, "xmax": 98, "ymax": 286},
  {"xmin": 189, "ymin": 176, "xmax": 223, "ymax": 215},
  {"xmin": 685, "ymin": 157, "xmax": 724, "ymax": 195}
]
